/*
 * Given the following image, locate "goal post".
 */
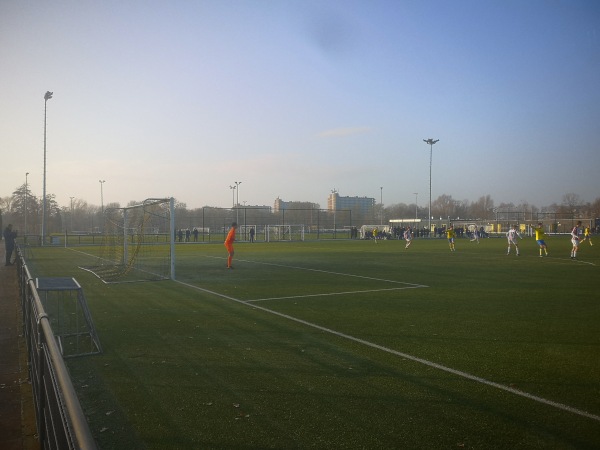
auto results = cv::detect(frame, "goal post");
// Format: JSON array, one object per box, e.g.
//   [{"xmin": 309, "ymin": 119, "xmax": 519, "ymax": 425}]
[
  {"xmin": 82, "ymin": 197, "xmax": 175, "ymax": 283},
  {"xmin": 265, "ymin": 225, "xmax": 305, "ymax": 242}
]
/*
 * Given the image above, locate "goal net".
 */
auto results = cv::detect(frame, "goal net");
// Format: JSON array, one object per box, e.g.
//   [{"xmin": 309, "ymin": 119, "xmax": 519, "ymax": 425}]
[
  {"xmin": 82, "ymin": 198, "xmax": 175, "ymax": 283},
  {"xmin": 265, "ymin": 225, "xmax": 305, "ymax": 242}
]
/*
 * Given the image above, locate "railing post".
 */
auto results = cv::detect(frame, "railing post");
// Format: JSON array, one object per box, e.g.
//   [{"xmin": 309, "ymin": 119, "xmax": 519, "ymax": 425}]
[{"xmin": 36, "ymin": 313, "xmax": 48, "ymax": 446}]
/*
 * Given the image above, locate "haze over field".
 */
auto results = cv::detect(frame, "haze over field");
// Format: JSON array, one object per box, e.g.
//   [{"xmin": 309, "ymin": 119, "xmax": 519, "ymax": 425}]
[{"xmin": 1, "ymin": 1, "xmax": 599, "ymax": 210}]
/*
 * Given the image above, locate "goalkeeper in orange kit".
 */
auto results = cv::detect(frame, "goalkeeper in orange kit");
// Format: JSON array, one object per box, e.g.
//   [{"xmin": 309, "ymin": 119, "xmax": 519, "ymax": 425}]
[{"xmin": 224, "ymin": 222, "xmax": 238, "ymax": 269}]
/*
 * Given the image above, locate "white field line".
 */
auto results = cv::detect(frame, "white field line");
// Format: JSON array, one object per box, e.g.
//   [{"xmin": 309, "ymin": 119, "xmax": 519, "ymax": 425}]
[
  {"xmin": 232, "ymin": 257, "xmax": 428, "ymax": 302},
  {"xmin": 177, "ymin": 273, "xmax": 600, "ymax": 423},
  {"xmin": 553, "ymin": 257, "xmax": 596, "ymax": 266},
  {"xmin": 249, "ymin": 285, "xmax": 425, "ymax": 303},
  {"xmin": 68, "ymin": 250, "xmax": 597, "ymax": 422},
  {"xmin": 205, "ymin": 255, "xmax": 429, "ymax": 288}
]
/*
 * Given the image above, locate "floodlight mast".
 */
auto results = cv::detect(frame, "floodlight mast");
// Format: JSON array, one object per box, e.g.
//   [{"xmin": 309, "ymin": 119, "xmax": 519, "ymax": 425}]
[
  {"xmin": 423, "ymin": 138, "xmax": 439, "ymax": 235},
  {"xmin": 99, "ymin": 180, "xmax": 105, "ymax": 212},
  {"xmin": 42, "ymin": 91, "xmax": 53, "ymax": 246},
  {"xmin": 380, "ymin": 186, "xmax": 383, "ymax": 226},
  {"xmin": 229, "ymin": 185, "xmax": 236, "ymax": 208},
  {"xmin": 25, "ymin": 172, "xmax": 29, "ymax": 236},
  {"xmin": 70, "ymin": 196, "xmax": 75, "ymax": 231},
  {"xmin": 413, "ymin": 192, "xmax": 418, "ymax": 221},
  {"xmin": 234, "ymin": 181, "xmax": 242, "ymax": 223}
]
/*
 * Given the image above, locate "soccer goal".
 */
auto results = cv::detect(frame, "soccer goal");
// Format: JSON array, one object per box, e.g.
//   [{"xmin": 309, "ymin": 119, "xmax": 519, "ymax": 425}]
[
  {"xmin": 82, "ymin": 198, "xmax": 175, "ymax": 283},
  {"xmin": 265, "ymin": 225, "xmax": 305, "ymax": 242}
]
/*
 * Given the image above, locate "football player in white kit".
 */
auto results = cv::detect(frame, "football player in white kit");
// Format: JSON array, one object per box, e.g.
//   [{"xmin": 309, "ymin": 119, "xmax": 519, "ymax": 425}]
[
  {"xmin": 506, "ymin": 225, "xmax": 522, "ymax": 256},
  {"xmin": 404, "ymin": 227, "xmax": 413, "ymax": 249},
  {"xmin": 571, "ymin": 220, "xmax": 582, "ymax": 260}
]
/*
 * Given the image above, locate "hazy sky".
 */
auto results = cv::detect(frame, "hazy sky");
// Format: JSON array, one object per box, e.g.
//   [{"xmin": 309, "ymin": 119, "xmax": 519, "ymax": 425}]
[{"xmin": 1, "ymin": 0, "xmax": 599, "ymax": 211}]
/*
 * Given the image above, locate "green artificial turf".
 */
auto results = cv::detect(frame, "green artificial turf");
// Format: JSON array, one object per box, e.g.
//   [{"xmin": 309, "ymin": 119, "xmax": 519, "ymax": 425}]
[{"xmin": 26, "ymin": 236, "xmax": 600, "ymax": 449}]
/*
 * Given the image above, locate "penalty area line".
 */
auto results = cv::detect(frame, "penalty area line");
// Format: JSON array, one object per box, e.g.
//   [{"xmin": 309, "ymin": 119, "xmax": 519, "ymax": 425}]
[
  {"xmin": 205, "ymin": 255, "xmax": 428, "ymax": 288},
  {"xmin": 543, "ymin": 256, "xmax": 596, "ymax": 267},
  {"xmin": 175, "ymin": 278, "xmax": 600, "ymax": 424},
  {"xmin": 248, "ymin": 285, "xmax": 426, "ymax": 303}
]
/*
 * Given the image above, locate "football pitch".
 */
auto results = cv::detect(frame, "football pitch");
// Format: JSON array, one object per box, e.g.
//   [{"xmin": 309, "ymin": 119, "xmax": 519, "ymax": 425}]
[{"xmin": 28, "ymin": 236, "xmax": 599, "ymax": 449}]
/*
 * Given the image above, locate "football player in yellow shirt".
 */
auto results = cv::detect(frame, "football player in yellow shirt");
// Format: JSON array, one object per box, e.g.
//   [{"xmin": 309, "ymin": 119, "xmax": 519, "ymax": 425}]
[
  {"xmin": 533, "ymin": 222, "xmax": 548, "ymax": 257},
  {"xmin": 581, "ymin": 226, "xmax": 593, "ymax": 246},
  {"xmin": 446, "ymin": 225, "xmax": 456, "ymax": 252}
]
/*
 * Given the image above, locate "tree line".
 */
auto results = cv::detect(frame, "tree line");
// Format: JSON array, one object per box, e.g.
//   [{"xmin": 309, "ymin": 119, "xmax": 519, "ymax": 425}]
[{"xmin": 1, "ymin": 182, "xmax": 599, "ymax": 236}]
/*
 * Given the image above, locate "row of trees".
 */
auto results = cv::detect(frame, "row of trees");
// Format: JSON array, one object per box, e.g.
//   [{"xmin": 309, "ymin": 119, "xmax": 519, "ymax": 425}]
[
  {"xmin": 379, "ymin": 193, "xmax": 600, "ymax": 224},
  {"xmin": 1, "ymin": 182, "xmax": 599, "ymax": 236}
]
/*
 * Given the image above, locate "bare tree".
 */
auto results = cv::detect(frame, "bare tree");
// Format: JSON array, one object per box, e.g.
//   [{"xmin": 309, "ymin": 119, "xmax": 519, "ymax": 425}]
[
  {"xmin": 432, "ymin": 194, "xmax": 455, "ymax": 219},
  {"xmin": 0, "ymin": 196, "xmax": 13, "ymax": 213},
  {"xmin": 385, "ymin": 203, "xmax": 412, "ymax": 220},
  {"xmin": 589, "ymin": 197, "xmax": 600, "ymax": 220},
  {"xmin": 469, "ymin": 195, "xmax": 494, "ymax": 220},
  {"xmin": 562, "ymin": 193, "xmax": 582, "ymax": 208}
]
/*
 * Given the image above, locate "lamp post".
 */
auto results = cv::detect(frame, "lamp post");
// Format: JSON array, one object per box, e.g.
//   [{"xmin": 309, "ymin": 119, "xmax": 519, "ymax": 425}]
[
  {"xmin": 413, "ymin": 192, "xmax": 418, "ymax": 221},
  {"xmin": 99, "ymin": 180, "xmax": 105, "ymax": 233},
  {"xmin": 423, "ymin": 138, "xmax": 439, "ymax": 236},
  {"xmin": 331, "ymin": 189, "xmax": 337, "ymax": 237},
  {"xmin": 229, "ymin": 185, "xmax": 236, "ymax": 208},
  {"xmin": 234, "ymin": 181, "xmax": 242, "ymax": 223},
  {"xmin": 99, "ymin": 180, "xmax": 105, "ymax": 212},
  {"xmin": 42, "ymin": 91, "xmax": 53, "ymax": 245},
  {"xmin": 380, "ymin": 186, "xmax": 383, "ymax": 226},
  {"xmin": 70, "ymin": 196, "xmax": 75, "ymax": 232},
  {"xmin": 25, "ymin": 172, "xmax": 29, "ymax": 236}
]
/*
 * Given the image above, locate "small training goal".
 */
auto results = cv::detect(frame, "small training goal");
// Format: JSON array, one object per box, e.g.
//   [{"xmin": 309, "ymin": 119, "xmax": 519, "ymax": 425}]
[{"xmin": 81, "ymin": 198, "xmax": 175, "ymax": 283}]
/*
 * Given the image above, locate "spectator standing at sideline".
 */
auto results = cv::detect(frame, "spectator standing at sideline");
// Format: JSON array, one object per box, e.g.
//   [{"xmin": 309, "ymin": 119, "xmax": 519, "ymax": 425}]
[{"xmin": 3, "ymin": 224, "xmax": 18, "ymax": 266}]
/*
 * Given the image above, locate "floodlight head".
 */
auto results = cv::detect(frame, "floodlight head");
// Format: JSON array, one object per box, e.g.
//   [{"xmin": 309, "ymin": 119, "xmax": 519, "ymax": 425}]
[
  {"xmin": 44, "ymin": 91, "xmax": 53, "ymax": 101},
  {"xmin": 423, "ymin": 138, "xmax": 439, "ymax": 145}
]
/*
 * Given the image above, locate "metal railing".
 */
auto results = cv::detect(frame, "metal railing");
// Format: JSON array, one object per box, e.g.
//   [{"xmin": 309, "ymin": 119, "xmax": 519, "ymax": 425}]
[{"xmin": 16, "ymin": 245, "xmax": 98, "ymax": 450}]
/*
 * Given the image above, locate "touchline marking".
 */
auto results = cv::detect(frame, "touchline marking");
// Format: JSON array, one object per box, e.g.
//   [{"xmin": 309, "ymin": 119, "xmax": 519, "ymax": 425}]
[
  {"xmin": 249, "ymin": 285, "xmax": 425, "ymax": 303},
  {"xmin": 176, "ymin": 279, "xmax": 600, "ymax": 423}
]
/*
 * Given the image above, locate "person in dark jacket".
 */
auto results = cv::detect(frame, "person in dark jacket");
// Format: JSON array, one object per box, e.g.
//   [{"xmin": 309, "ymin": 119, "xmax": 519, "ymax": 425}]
[{"xmin": 3, "ymin": 224, "xmax": 18, "ymax": 266}]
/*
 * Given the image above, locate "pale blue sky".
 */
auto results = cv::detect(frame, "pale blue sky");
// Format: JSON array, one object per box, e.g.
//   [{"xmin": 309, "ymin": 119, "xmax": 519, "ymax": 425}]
[{"xmin": 1, "ymin": 0, "xmax": 599, "ymax": 210}]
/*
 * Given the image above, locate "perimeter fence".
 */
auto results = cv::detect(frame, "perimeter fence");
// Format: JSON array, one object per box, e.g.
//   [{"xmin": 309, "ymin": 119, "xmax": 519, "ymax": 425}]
[
  {"xmin": 174, "ymin": 207, "xmax": 355, "ymax": 242},
  {"xmin": 16, "ymin": 207, "xmax": 358, "ymax": 246},
  {"xmin": 15, "ymin": 245, "xmax": 98, "ymax": 450}
]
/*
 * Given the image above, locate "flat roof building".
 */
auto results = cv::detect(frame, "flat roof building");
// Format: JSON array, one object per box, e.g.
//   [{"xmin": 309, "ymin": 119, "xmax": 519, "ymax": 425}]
[{"xmin": 327, "ymin": 192, "xmax": 375, "ymax": 216}]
